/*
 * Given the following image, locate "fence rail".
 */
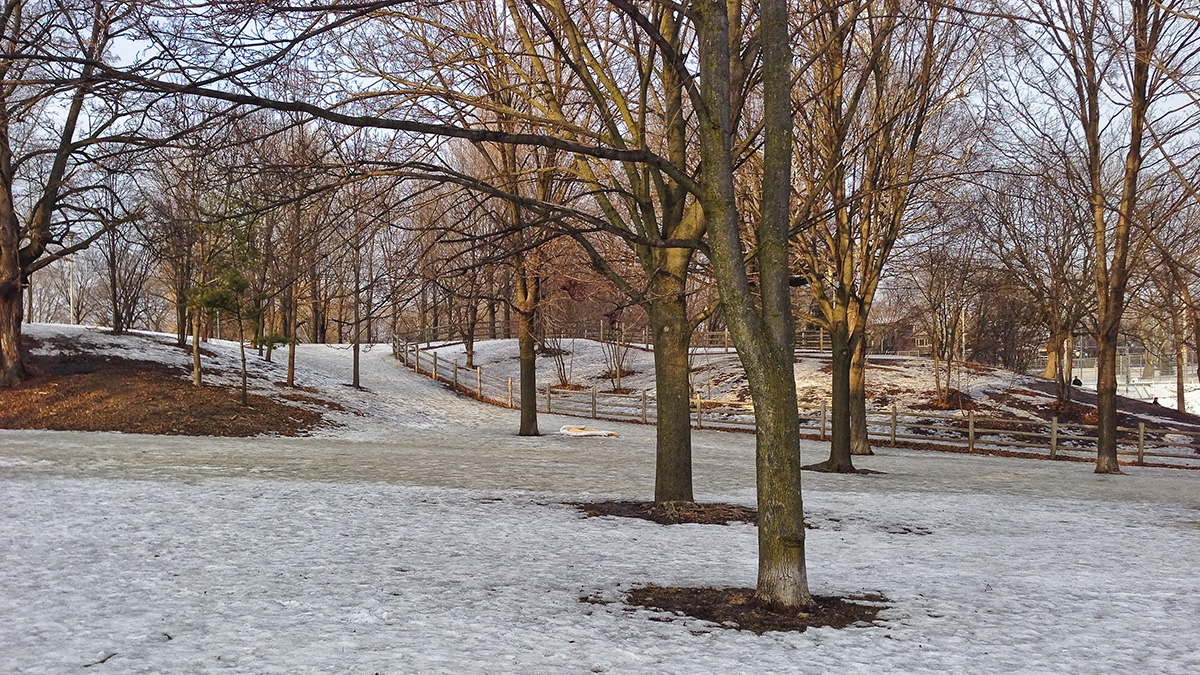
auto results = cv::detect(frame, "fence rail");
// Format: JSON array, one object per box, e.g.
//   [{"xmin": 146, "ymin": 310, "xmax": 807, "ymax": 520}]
[
  {"xmin": 395, "ymin": 341, "xmax": 1200, "ymax": 468},
  {"xmin": 397, "ymin": 321, "xmax": 832, "ymax": 356}
]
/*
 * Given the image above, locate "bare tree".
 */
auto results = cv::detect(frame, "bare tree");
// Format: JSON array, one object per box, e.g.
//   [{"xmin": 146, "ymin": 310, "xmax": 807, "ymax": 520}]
[
  {"xmin": 792, "ymin": 0, "xmax": 979, "ymax": 470},
  {"xmin": 1000, "ymin": 0, "xmax": 1200, "ymax": 472},
  {"xmin": 0, "ymin": 1, "xmax": 146, "ymax": 385}
]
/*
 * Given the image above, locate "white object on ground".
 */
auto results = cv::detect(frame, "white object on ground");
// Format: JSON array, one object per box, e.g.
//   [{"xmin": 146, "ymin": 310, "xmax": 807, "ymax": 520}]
[{"xmin": 559, "ymin": 424, "xmax": 619, "ymax": 437}]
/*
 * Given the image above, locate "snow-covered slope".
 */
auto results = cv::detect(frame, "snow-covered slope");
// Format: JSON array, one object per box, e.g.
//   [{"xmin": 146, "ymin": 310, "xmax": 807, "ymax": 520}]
[{"xmin": 422, "ymin": 337, "xmax": 1200, "ymax": 421}]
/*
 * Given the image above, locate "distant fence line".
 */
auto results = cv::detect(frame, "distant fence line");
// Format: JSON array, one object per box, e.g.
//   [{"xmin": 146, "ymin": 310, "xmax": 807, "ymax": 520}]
[
  {"xmin": 393, "ymin": 341, "xmax": 1200, "ymax": 469},
  {"xmin": 398, "ymin": 320, "xmax": 832, "ymax": 355}
]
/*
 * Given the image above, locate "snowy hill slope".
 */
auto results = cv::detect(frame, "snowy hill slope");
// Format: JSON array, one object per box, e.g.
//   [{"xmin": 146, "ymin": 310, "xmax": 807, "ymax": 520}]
[{"xmin": 422, "ymin": 337, "xmax": 1200, "ymax": 427}]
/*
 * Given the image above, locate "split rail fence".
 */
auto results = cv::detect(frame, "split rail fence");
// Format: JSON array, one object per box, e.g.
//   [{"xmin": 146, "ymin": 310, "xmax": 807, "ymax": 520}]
[
  {"xmin": 395, "ymin": 341, "xmax": 1200, "ymax": 468},
  {"xmin": 399, "ymin": 321, "xmax": 832, "ymax": 355}
]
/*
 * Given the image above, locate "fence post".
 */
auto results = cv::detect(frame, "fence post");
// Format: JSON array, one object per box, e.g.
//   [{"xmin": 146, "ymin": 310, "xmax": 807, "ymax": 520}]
[
  {"xmin": 508, "ymin": 378, "xmax": 514, "ymax": 408},
  {"xmin": 891, "ymin": 404, "xmax": 898, "ymax": 446},
  {"xmin": 414, "ymin": 347, "xmax": 421, "ymax": 374},
  {"xmin": 724, "ymin": 329, "xmax": 730, "ymax": 353},
  {"xmin": 1049, "ymin": 416, "xmax": 1058, "ymax": 460},
  {"xmin": 696, "ymin": 394, "xmax": 704, "ymax": 429},
  {"xmin": 591, "ymin": 387, "xmax": 598, "ymax": 418},
  {"xmin": 820, "ymin": 401, "xmax": 827, "ymax": 440},
  {"xmin": 546, "ymin": 386, "xmax": 551, "ymax": 413},
  {"xmin": 1137, "ymin": 422, "xmax": 1145, "ymax": 465},
  {"xmin": 476, "ymin": 367, "xmax": 483, "ymax": 400},
  {"xmin": 432, "ymin": 351, "xmax": 438, "ymax": 381},
  {"xmin": 968, "ymin": 411, "xmax": 975, "ymax": 452},
  {"xmin": 453, "ymin": 359, "xmax": 458, "ymax": 390},
  {"xmin": 641, "ymin": 389, "xmax": 648, "ymax": 423}
]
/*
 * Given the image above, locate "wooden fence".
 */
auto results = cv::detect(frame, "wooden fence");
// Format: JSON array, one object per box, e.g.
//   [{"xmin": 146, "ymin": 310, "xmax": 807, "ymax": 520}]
[
  {"xmin": 395, "ymin": 341, "xmax": 1200, "ymax": 468},
  {"xmin": 398, "ymin": 321, "xmax": 832, "ymax": 355}
]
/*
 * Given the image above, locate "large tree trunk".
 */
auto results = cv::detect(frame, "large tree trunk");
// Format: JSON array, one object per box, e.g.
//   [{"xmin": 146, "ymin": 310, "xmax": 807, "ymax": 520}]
[
  {"xmin": 1094, "ymin": 318, "xmax": 1122, "ymax": 473},
  {"xmin": 0, "ymin": 280, "xmax": 23, "ymax": 387},
  {"xmin": 649, "ymin": 283, "xmax": 693, "ymax": 504},
  {"xmin": 694, "ymin": 0, "xmax": 812, "ymax": 609},
  {"xmin": 0, "ymin": 193, "xmax": 22, "ymax": 386},
  {"xmin": 751, "ymin": 349, "xmax": 810, "ymax": 608},
  {"xmin": 514, "ymin": 264, "xmax": 539, "ymax": 436},
  {"xmin": 517, "ymin": 310, "xmax": 538, "ymax": 436},
  {"xmin": 850, "ymin": 335, "xmax": 872, "ymax": 455}
]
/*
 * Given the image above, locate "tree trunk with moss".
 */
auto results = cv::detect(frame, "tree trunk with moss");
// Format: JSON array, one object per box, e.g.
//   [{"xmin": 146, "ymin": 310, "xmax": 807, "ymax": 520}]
[
  {"xmin": 695, "ymin": 0, "xmax": 812, "ymax": 609},
  {"xmin": 649, "ymin": 275, "xmax": 694, "ymax": 504}
]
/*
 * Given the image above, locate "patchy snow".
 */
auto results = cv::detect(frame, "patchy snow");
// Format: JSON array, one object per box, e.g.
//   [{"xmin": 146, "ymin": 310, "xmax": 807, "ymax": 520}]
[
  {"xmin": 420, "ymin": 337, "xmax": 1103, "ymax": 421},
  {"xmin": 4, "ymin": 324, "xmax": 1200, "ymax": 673}
]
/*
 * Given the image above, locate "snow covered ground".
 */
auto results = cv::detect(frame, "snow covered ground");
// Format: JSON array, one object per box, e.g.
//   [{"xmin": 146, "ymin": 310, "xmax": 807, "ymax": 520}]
[{"xmin": 3, "ymin": 325, "xmax": 1200, "ymax": 673}]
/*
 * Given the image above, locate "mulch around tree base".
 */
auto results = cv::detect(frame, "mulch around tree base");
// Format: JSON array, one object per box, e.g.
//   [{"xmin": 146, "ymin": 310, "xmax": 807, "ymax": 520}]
[
  {"xmin": 572, "ymin": 500, "xmax": 759, "ymax": 525},
  {"xmin": 1, "ymin": 336, "xmax": 327, "ymax": 437},
  {"xmin": 623, "ymin": 585, "xmax": 887, "ymax": 634},
  {"xmin": 801, "ymin": 462, "xmax": 885, "ymax": 474}
]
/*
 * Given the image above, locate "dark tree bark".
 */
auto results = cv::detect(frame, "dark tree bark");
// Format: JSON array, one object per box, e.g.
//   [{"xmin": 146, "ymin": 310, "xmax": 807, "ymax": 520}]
[
  {"xmin": 649, "ymin": 277, "xmax": 694, "ymax": 504},
  {"xmin": 514, "ymin": 258, "xmax": 540, "ymax": 436},
  {"xmin": 850, "ymin": 337, "xmax": 872, "ymax": 455}
]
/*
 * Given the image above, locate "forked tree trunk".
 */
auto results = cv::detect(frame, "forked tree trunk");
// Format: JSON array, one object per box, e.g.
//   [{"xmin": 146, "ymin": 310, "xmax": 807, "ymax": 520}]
[
  {"xmin": 850, "ymin": 336, "xmax": 872, "ymax": 456},
  {"xmin": 813, "ymin": 322, "xmax": 857, "ymax": 472},
  {"xmin": 649, "ymin": 285, "xmax": 694, "ymax": 504},
  {"xmin": 695, "ymin": 0, "xmax": 811, "ymax": 609}
]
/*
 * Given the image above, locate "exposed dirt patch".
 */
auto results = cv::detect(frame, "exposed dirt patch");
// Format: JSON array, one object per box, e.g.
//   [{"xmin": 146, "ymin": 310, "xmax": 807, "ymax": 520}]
[
  {"xmin": 552, "ymin": 383, "xmax": 594, "ymax": 391},
  {"xmin": 1049, "ymin": 399, "xmax": 1098, "ymax": 424},
  {"xmin": 912, "ymin": 388, "xmax": 980, "ymax": 411},
  {"xmin": 2, "ymin": 336, "xmax": 326, "ymax": 437},
  {"xmin": 572, "ymin": 500, "xmax": 758, "ymax": 525},
  {"xmin": 623, "ymin": 585, "xmax": 887, "ymax": 635}
]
